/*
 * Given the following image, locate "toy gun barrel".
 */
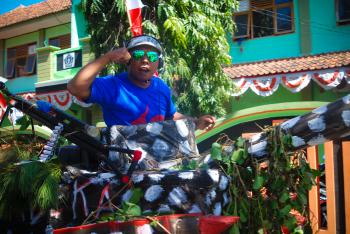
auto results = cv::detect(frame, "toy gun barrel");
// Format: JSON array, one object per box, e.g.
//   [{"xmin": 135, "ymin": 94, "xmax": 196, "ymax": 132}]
[
  {"xmin": 248, "ymin": 94, "xmax": 350, "ymax": 158},
  {"xmin": 0, "ymin": 82, "xmax": 109, "ymax": 157}
]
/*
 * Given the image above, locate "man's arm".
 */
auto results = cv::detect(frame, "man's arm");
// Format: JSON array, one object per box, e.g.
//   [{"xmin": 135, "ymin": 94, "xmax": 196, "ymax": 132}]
[
  {"xmin": 67, "ymin": 48, "xmax": 131, "ymax": 100},
  {"xmin": 173, "ymin": 112, "xmax": 216, "ymax": 130}
]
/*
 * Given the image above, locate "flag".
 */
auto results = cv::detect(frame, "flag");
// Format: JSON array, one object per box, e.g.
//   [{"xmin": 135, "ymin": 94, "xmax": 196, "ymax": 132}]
[
  {"xmin": 0, "ymin": 92, "xmax": 7, "ymax": 120},
  {"xmin": 126, "ymin": 0, "xmax": 144, "ymax": 36}
]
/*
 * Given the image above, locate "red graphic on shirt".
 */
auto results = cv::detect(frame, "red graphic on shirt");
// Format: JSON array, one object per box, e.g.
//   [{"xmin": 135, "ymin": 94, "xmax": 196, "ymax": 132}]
[
  {"xmin": 131, "ymin": 105, "xmax": 164, "ymax": 124},
  {"xmin": 150, "ymin": 115, "xmax": 164, "ymax": 122},
  {"xmin": 131, "ymin": 106, "xmax": 149, "ymax": 125}
]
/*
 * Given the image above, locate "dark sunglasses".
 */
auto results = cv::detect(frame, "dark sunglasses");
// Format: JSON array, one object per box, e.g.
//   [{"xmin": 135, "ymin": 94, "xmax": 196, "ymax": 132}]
[{"xmin": 131, "ymin": 50, "xmax": 159, "ymax": 63}]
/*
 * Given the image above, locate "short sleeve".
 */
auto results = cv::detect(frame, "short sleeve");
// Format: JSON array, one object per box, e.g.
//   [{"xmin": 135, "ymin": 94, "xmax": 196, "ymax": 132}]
[{"xmin": 84, "ymin": 75, "xmax": 115, "ymax": 104}]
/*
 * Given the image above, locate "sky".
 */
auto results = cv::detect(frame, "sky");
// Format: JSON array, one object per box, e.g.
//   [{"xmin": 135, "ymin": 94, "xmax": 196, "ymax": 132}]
[{"xmin": 0, "ymin": 0, "xmax": 44, "ymax": 14}]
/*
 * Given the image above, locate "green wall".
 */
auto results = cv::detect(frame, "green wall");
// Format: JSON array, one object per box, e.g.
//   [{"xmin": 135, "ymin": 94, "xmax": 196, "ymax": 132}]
[
  {"xmin": 310, "ymin": 0, "xmax": 350, "ymax": 54},
  {"xmin": 229, "ymin": 1, "xmax": 301, "ymax": 64},
  {"xmin": 45, "ymin": 24, "xmax": 71, "ymax": 41},
  {"xmin": 5, "ymin": 31, "xmax": 39, "ymax": 48}
]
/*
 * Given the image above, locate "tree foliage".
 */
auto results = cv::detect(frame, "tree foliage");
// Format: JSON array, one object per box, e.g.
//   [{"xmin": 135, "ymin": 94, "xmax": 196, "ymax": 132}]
[{"xmin": 81, "ymin": 0, "xmax": 238, "ymax": 116}]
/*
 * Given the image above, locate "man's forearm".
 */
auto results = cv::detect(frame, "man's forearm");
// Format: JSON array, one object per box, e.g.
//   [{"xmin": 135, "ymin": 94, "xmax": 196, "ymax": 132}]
[{"xmin": 67, "ymin": 54, "xmax": 110, "ymax": 100}]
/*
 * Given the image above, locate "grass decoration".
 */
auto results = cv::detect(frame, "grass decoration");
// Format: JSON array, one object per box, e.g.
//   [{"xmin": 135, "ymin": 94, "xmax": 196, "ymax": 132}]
[{"xmin": 213, "ymin": 128, "xmax": 319, "ymax": 233}]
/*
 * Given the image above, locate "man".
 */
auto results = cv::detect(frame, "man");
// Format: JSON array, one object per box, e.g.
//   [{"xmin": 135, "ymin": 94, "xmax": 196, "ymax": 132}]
[{"xmin": 67, "ymin": 35, "xmax": 215, "ymax": 130}]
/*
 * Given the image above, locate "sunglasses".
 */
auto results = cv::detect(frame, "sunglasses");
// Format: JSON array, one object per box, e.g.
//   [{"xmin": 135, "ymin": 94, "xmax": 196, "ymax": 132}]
[{"xmin": 131, "ymin": 50, "xmax": 159, "ymax": 63}]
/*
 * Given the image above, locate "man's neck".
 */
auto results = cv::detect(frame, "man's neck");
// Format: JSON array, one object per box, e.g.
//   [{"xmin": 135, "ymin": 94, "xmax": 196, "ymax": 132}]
[{"xmin": 128, "ymin": 73, "xmax": 151, "ymax": 88}]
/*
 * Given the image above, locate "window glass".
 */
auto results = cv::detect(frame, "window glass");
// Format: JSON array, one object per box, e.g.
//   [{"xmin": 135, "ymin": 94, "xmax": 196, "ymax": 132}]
[
  {"xmin": 338, "ymin": 0, "xmax": 350, "ymax": 21},
  {"xmin": 234, "ymin": 14, "xmax": 250, "ymax": 37},
  {"xmin": 276, "ymin": 6, "xmax": 292, "ymax": 32},
  {"xmin": 236, "ymin": 0, "xmax": 250, "ymax": 12},
  {"xmin": 7, "ymin": 48, "xmax": 16, "ymax": 59},
  {"xmin": 24, "ymin": 55, "xmax": 37, "ymax": 74},
  {"xmin": 5, "ymin": 60, "xmax": 15, "ymax": 78},
  {"xmin": 49, "ymin": 38, "xmax": 60, "ymax": 47},
  {"xmin": 28, "ymin": 44, "xmax": 36, "ymax": 55},
  {"xmin": 253, "ymin": 8, "xmax": 274, "ymax": 37},
  {"xmin": 275, "ymin": 0, "xmax": 292, "ymax": 4}
]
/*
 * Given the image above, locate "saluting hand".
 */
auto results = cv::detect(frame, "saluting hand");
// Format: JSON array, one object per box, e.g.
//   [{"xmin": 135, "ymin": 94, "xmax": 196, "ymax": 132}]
[{"xmin": 107, "ymin": 48, "xmax": 131, "ymax": 64}]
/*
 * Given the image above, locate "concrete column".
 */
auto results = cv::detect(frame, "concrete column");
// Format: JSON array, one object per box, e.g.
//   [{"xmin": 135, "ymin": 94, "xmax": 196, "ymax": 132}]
[
  {"xmin": 298, "ymin": 0, "xmax": 312, "ymax": 55},
  {"xmin": 0, "ymin": 39, "xmax": 4, "ymax": 77},
  {"xmin": 36, "ymin": 46, "xmax": 60, "ymax": 82},
  {"xmin": 79, "ymin": 37, "xmax": 94, "ymax": 65}
]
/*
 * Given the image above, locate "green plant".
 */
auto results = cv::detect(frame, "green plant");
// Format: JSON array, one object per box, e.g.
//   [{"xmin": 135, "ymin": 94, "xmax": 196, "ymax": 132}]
[
  {"xmin": 212, "ymin": 129, "xmax": 319, "ymax": 233},
  {"xmin": 0, "ymin": 133, "xmax": 62, "ymax": 220},
  {"xmin": 81, "ymin": 0, "xmax": 239, "ymax": 117}
]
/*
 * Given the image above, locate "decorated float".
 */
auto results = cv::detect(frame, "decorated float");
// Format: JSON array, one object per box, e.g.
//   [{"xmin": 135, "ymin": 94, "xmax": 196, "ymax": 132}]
[{"xmin": 1, "ymin": 77, "xmax": 350, "ymax": 233}]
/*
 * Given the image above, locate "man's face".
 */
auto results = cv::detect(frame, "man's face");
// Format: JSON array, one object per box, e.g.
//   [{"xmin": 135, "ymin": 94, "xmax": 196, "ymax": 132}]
[{"xmin": 128, "ymin": 45, "xmax": 159, "ymax": 83}]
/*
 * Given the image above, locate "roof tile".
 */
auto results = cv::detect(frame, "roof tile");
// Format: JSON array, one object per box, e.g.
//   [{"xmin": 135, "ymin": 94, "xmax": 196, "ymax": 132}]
[
  {"xmin": 224, "ymin": 50, "xmax": 350, "ymax": 79},
  {"xmin": 0, "ymin": 0, "xmax": 71, "ymax": 28}
]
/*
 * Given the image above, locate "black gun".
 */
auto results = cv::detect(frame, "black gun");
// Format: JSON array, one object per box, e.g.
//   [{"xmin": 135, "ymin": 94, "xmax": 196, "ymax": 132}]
[{"xmin": 0, "ymin": 81, "xmax": 140, "ymax": 181}]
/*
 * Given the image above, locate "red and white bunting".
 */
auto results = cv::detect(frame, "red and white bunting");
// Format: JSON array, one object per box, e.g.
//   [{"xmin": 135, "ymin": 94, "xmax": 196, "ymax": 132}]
[
  {"xmin": 231, "ymin": 78, "xmax": 251, "ymax": 96},
  {"xmin": 231, "ymin": 67, "xmax": 350, "ymax": 96},
  {"xmin": 250, "ymin": 77, "xmax": 280, "ymax": 97},
  {"xmin": 281, "ymin": 73, "xmax": 311, "ymax": 93},
  {"xmin": 313, "ymin": 69, "xmax": 344, "ymax": 90},
  {"xmin": 19, "ymin": 90, "xmax": 92, "ymax": 111},
  {"xmin": 126, "ymin": 0, "xmax": 144, "ymax": 36}
]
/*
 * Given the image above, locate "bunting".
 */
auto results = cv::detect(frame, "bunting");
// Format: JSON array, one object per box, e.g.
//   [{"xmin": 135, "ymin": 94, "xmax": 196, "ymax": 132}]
[{"xmin": 230, "ymin": 67, "xmax": 350, "ymax": 96}]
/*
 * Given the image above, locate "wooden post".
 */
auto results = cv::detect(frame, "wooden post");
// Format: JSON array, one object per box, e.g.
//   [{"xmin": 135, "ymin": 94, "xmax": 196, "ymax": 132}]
[
  {"xmin": 323, "ymin": 141, "xmax": 337, "ymax": 233},
  {"xmin": 307, "ymin": 146, "xmax": 321, "ymax": 233},
  {"xmin": 308, "ymin": 141, "xmax": 341, "ymax": 234},
  {"xmin": 341, "ymin": 141, "xmax": 350, "ymax": 234}
]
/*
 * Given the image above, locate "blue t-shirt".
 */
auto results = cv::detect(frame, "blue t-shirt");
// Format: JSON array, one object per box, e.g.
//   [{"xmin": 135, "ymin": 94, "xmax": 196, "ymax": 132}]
[{"xmin": 85, "ymin": 72, "xmax": 176, "ymax": 127}]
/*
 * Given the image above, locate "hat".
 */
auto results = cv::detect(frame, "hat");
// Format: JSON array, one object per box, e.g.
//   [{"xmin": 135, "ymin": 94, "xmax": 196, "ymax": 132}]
[{"xmin": 126, "ymin": 35, "xmax": 163, "ymax": 54}]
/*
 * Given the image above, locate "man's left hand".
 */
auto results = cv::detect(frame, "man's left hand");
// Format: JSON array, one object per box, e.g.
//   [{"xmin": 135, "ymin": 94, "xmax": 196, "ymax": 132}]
[{"xmin": 196, "ymin": 115, "xmax": 216, "ymax": 131}]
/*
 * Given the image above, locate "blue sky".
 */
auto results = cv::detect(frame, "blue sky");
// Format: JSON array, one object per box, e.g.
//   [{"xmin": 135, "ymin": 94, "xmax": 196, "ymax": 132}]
[{"xmin": 1, "ymin": 0, "xmax": 44, "ymax": 14}]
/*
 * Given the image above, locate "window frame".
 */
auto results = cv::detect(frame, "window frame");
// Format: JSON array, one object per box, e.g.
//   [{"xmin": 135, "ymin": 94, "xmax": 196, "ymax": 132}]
[
  {"xmin": 5, "ymin": 43, "xmax": 37, "ymax": 79},
  {"xmin": 48, "ymin": 34, "xmax": 71, "ymax": 49},
  {"xmin": 233, "ymin": 11, "xmax": 252, "ymax": 39},
  {"xmin": 274, "ymin": 2, "xmax": 294, "ymax": 34},
  {"xmin": 233, "ymin": 0, "xmax": 294, "ymax": 40},
  {"xmin": 335, "ymin": 0, "xmax": 350, "ymax": 24}
]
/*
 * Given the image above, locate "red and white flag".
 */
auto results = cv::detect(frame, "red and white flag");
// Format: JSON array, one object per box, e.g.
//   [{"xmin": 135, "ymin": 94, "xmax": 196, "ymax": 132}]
[
  {"xmin": 126, "ymin": 0, "xmax": 144, "ymax": 36},
  {"xmin": 0, "ymin": 92, "xmax": 7, "ymax": 120}
]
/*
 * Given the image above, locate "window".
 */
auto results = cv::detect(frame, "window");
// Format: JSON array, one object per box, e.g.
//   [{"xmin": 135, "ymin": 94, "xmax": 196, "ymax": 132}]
[
  {"xmin": 336, "ymin": 0, "xmax": 350, "ymax": 23},
  {"xmin": 5, "ymin": 43, "xmax": 37, "ymax": 79},
  {"xmin": 233, "ymin": 0, "xmax": 294, "ymax": 39},
  {"xmin": 49, "ymin": 34, "xmax": 71, "ymax": 49}
]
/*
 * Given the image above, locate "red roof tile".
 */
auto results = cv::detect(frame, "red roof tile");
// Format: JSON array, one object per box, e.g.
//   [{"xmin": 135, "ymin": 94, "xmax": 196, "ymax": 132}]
[
  {"xmin": 0, "ymin": 0, "xmax": 71, "ymax": 28},
  {"xmin": 224, "ymin": 50, "xmax": 350, "ymax": 79}
]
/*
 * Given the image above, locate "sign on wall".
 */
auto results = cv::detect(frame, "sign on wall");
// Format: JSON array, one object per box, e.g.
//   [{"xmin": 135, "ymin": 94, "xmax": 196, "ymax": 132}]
[{"xmin": 57, "ymin": 50, "xmax": 82, "ymax": 71}]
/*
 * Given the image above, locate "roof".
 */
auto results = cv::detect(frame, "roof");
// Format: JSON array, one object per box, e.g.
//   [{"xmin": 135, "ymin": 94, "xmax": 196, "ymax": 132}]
[
  {"xmin": 0, "ymin": 0, "xmax": 71, "ymax": 28},
  {"xmin": 224, "ymin": 50, "xmax": 350, "ymax": 79}
]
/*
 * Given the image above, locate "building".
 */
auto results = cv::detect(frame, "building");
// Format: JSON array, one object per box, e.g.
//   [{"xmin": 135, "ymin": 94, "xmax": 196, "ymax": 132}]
[
  {"xmin": 1, "ymin": 0, "xmax": 350, "ymax": 232},
  {"xmin": 195, "ymin": 1, "xmax": 350, "ymax": 232},
  {"xmin": 0, "ymin": 0, "xmax": 94, "ymax": 130},
  {"xmin": 197, "ymin": 0, "xmax": 350, "ymax": 147}
]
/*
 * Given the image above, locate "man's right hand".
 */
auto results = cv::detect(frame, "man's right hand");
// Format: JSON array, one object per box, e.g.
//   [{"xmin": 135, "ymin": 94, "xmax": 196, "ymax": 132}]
[{"xmin": 107, "ymin": 48, "xmax": 131, "ymax": 64}]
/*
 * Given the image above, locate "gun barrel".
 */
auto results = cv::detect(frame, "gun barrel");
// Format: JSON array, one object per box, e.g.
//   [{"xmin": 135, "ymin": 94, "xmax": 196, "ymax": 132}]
[{"xmin": 0, "ymin": 82, "xmax": 108, "ymax": 157}]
